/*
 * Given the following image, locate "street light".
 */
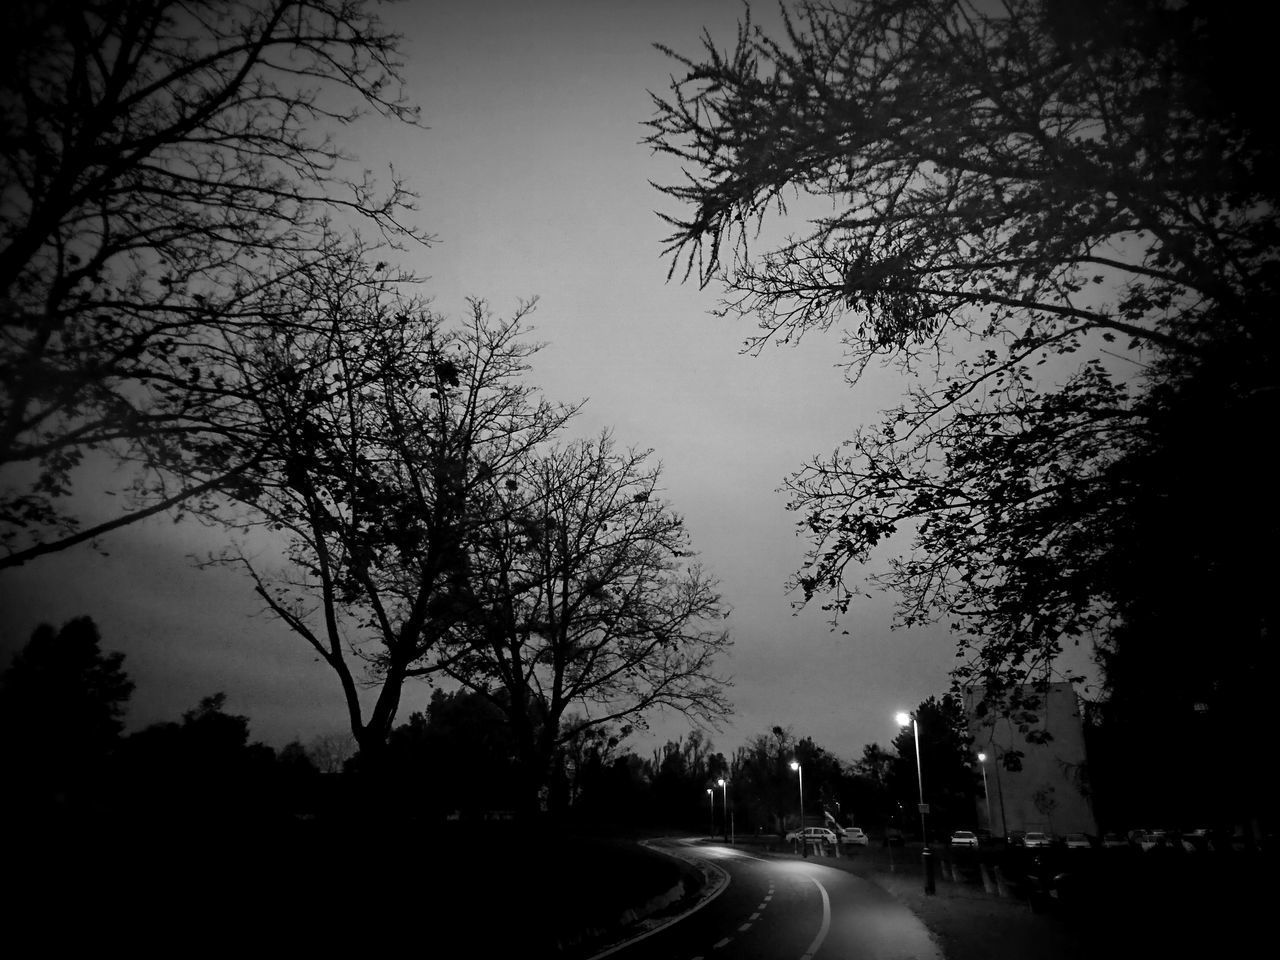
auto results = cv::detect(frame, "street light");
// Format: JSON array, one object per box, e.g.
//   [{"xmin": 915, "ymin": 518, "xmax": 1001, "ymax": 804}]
[
  {"xmin": 976, "ymin": 752, "xmax": 992, "ymax": 832},
  {"xmin": 789, "ymin": 760, "xmax": 805, "ymax": 857},
  {"xmin": 707, "ymin": 787, "xmax": 715, "ymax": 839},
  {"xmin": 717, "ymin": 778, "xmax": 734, "ymax": 844},
  {"xmin": 896, "ymin": 710, "xmax": 935, "ymax": 895}
]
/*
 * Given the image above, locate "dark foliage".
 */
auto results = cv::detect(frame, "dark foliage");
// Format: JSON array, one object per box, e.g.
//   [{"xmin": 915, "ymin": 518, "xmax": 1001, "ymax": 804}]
[
  {"xmin": 647, "ymin": 0, "xmax": 1279, "ymax": 817},
  {"xmin": 1, "ymin": 0, "xmax": 425, "ymax": 567},
  {"xmin": 0, "ymin": 616, "xmax": 133, "ymax": 812}
]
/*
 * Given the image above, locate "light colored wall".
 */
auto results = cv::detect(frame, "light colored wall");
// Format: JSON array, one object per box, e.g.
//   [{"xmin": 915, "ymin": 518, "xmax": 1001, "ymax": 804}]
[{"xmin": 965, "ymin": 683, "xmax": 1097, "ymax": 837}]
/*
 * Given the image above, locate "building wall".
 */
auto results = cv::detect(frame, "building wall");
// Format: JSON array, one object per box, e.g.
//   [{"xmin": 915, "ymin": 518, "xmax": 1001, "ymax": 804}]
[{"xmin": 964, "ymin": 683, "xmax": 1097, "ymax": 837}]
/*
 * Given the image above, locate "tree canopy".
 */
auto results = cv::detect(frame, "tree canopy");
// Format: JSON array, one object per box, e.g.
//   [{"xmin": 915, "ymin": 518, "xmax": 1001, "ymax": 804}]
[
  {"xmin": 0, "ymin": 616, "xmax": 134, "ymax": 810},
  {"xmin": 1, "ymin": 0, "xmax": 425, "ymax": 567},
  {"xmin": 202, "ymin": 292, "xmax": 575, "ymax": 763},
  {"xmin": 648, "ymin": 0, "xmax": 1278, "ymax": 719},
  {"xmin": 438, "ymin": 431, "xmax": 732, "ymax": 812}
]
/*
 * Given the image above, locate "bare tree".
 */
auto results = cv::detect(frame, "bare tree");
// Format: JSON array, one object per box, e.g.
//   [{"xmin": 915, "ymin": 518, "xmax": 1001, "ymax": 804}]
[
  {"xmin": 438, "ymin": 433, "xmax": 732, "ymax": 814},
  {"xmin": 207, "ymin": 295, "xmax": 575, "ymax": 765},
  {"xmin": 306, "ymin": 731, "xmax": 356, "ymax": 775},
  {"xmin": 1, "ymin": 0, "xmax": 427, "ymax": 567}
]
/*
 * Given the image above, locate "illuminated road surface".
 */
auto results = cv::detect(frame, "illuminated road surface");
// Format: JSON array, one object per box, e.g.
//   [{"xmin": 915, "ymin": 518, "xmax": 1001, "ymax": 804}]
[{"xmin": 591, "ymin": 839, "xmax": 942, "ymax": 960}]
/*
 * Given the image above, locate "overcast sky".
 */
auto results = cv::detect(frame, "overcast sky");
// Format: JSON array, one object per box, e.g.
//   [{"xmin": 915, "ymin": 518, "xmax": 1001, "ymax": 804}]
[{"xmin": 0, "ymin": 0, "xmax": 1095, "ymax": 764}]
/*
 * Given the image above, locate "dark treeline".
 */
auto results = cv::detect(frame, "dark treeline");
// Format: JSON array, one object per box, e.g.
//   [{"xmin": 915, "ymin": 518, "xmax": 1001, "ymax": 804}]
[{"xmin": 1, "ymin": 616, "xmax": 983, "ymax": 837}]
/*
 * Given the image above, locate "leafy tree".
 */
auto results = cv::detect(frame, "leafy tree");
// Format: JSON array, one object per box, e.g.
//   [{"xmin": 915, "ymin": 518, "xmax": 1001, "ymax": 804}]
[
  {"xmin": 1, "ymin": 0, "xmax": 426, "ymax": 567},
  {"xmin": 647, "ymin": 0, "xmax": 1278, "ymax": 718},
  {"xmin": 0, "ymin": 616, "xmax": 134, "ymax": 811},
  {"xmin": 854, "ymin": 743, "xmax": 894, "ymax": 790},
  {"xmin": 848, "ymin": 743, "xmax": 895, "ymax": 830},
  {"xmin": 890, "ymin": 695, "xmax": 978, "ymax": 838},
  {"xmin": 557, "ymin": 715, "xmax": 630, "ymax": 814},
  {"xmin": 112, "ymin": 692, "xmax": 282, "ymax": 823},
  {"xmin": 641, "ymin": 730, "xmax": 728, "ymax": 828},
  {"xmin": 439, "ymin": 433, "xmax": 732, "ymax": 815},
  {"xmin": 382, "ymin": 689, "xmax": 522, "ymax": 821},
  {"xmin": 203, "ymin": 296, "xmax": 574, "ymax": 768},
  {"xmin": 572, "ymin": 745, "xmax": 651, "ymax": 827},
  {"xmin": 729, "ymin": 726, "xmax": 852, "ymax": 834}
]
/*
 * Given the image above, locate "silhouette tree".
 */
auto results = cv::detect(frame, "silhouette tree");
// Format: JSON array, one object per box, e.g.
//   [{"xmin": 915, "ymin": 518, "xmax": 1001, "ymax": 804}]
[
  {"xmin": 306, "ymin": 732, "xmax": 357, "ymax": 776},
  {"xmin": 113, "ymin": 692, "xmax": 281, "ymax": 825},
  {"xmin": 647, "ymin": 0, "xmax": 1278, "ymax": 718},
  {"xmin": 383, "ymin": 689, "xmax": 521, "ymax": 821},
  {"xmin": 438, "ymin": 433, "xmax": 732, "ymax": 816},
  {"xmin": 1, "ymin": 0, "xmax": 426, "ymax": 567},
  {"xmin": 890, "ymin": 696, "xmax": 978, "ymax": 837},
  {"xmin": 202, "ymin": 297, "xmax": 575, "ymax": 769},
  {"xmin": 0, "ymin": 616, "xmax": 133, "ymax": 814}
]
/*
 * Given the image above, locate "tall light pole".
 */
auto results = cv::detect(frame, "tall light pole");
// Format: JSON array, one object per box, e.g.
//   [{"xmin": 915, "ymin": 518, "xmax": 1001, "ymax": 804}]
[
  {"xmin": 789, "ymin": 760, "xmax": 805, "ymax": 857},
  {"xmin": 896, "ymin": 710, "xmax": 936, "ymax": 895},
  {"xmin": 990, "ymin": 744, "xmax": 1008, "ymax": 838},
  {"xmin": 707, "ymin": 787, "xmax": 715, "ymax": 839},
  {"xmin": 717, "ymin": 778, "xmax": 733, "ymax": 844},
  {"xmin": 977, "ymin": 752, "xmax": 992, "ymax": 832}
]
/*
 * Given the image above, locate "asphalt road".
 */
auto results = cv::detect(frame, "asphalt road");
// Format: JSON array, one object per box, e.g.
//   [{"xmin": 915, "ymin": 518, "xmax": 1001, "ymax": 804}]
[{"xmin": 588, "ymin": 839, "xmax": 943, "ymax": 960}]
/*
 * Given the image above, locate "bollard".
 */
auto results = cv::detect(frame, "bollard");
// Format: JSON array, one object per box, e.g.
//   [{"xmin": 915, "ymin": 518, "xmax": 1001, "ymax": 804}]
[
  {"xmin": 981, "ymin": 863, "xmax": 996, "ymax": 895},
  {"xmin": 993, "ymin": 863, "xmax": 1011, "ymax": 898},
  {"xmin": 922, "ymin": 847, "xmax": 937, "ymax": 895}
]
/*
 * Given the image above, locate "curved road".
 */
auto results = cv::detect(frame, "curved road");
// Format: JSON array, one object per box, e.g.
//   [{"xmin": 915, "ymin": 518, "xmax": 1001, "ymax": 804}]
[{"xmin": 589, "ymin": 839, "xmax": 943, "ymax": 960}]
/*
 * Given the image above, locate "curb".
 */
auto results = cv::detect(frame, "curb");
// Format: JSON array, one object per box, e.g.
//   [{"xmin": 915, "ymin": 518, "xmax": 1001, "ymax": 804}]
[{"xmin": 576, "ymin": 840, "xmax": 731, "ymax": 959}]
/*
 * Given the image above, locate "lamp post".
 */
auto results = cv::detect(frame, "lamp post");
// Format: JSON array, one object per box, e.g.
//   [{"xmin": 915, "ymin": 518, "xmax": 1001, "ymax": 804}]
[
  {"xmin": 707, "ymin": 787, "xmax": 715, "ymax": 839},
  {"xmin": 990, "ymin": 744, "xmax": 1008, "ymax": 839},
  {"xmin": 717, "ymin": 778, "xmax": 733, "ymax": 844},
  {"xmin": 896, "ymin": 710, "xmax": 935, "ymax": 895},
  {"xmin": 789, "ymin": 760, "xmax": 805, "ymax": 857},
  {"xmin": 977, "ymin": 752, "xmax": 992, "ymax": 832}
]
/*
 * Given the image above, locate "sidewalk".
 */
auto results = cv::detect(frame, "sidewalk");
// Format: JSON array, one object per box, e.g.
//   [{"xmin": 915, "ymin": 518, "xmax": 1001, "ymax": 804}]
[
  {"xmin": 762, "ymin": 844, "xmax": 1085, "ymax": 960},
  {"xmin": 781, "ymin": 843, "xmax": 1265, "ymax": 960}
]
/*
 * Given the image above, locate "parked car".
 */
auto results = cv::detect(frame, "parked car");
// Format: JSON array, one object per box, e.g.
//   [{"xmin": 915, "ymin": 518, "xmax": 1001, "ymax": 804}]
[
  {"xmin": 1022, "ymin": 831, "xmax": 1051, "ymax": 848},
  {"xmin": 1062, "ymin": 833, "xmax": 1092, "ymax": 850},
  {"xmin": 1100, "ymin": 832, "xmax": 1128, "ymax": 850},
  {"xmin": 1129, "ymin": 829, "xmax": 1165, "ymax": 852},
  {"xmin": 786, "ymin": 826, "xmax": 837, "ymax": 845},
  {"xmin": 949, "ymin": 830, "xmax": 979, "ymax": 848},
  {"xmin": 841, "ymin": 827, "xmax": 869, "ymax": 846}
]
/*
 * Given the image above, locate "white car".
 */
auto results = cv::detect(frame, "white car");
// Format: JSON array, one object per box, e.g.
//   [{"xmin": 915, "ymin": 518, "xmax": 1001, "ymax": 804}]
[
  {"xmin": 1021, "ymin": 831, "xmax": 1051, "ymax": 848},
  {"xmin": 950, "ymin": 830, "xmax": 979, "ymax": 848},
  {"xmin": 841, "ymin": 827, "xmax": 869, "ymax": 846},
  {"xmin": 1063, "ymin": 833, "xmax": 1092, "ymax": 849},
  {"xmin": 786, "ymin": 826, "xmax": 837, "ymax": 845}
]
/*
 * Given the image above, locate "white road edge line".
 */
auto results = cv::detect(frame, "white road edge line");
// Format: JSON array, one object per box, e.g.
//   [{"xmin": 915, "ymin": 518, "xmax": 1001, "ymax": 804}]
[
  {"xmin": 584, "ymin": 841, "xmax": 732, "ymax": 960},
  {"xmin": 799, "ymin": 875, "xmax": 831, "ymax": 960}
]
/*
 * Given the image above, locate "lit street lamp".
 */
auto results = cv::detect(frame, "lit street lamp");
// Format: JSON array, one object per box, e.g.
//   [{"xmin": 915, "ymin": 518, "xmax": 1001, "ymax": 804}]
[
  {"xmin": 717, "ymin": 778, "xmax": 734, "ymax": 844},
  {"xmin": 789, "ymin": 760, "xmax": 805, "ymax": 858},
  {"xmin": 707, "ymin": 787, "xmax": 715, "ymax": 838},
  {"xmin": 977, "ymin": 752, "xmax": 992, "ymax": 832},
  {"xmin": 896, "ymin": 710, "xmax": 936, "ymax": 895}
]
